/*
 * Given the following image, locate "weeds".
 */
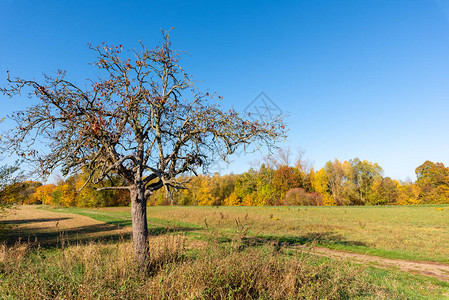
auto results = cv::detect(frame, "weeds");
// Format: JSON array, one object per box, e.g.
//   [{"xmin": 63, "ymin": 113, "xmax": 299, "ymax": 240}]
[
  {"xmin": 231, "ymin": 218, "xmax": 251, "ymax": 251},
  {"xmin": 2, "ymin": 205, "xmax": 449, "ymax": 299},
  {"xmin": 0, "ymin": 233, "xmax": 446, "ymax": 299}
]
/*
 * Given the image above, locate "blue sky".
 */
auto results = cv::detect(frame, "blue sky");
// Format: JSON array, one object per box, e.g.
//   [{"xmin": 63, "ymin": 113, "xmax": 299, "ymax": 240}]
[{"xmin": 1, "ymin": 0, "xmax": 449, "ymax": 181}]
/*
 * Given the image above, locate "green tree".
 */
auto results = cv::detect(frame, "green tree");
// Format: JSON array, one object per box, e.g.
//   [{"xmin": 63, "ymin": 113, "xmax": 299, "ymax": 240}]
[
  {"xmin": 324, "ymin": 159, "xmax": 348, "ymax": 205},
  {"xmin": 369, "ymin": 177, "xmax": 400, "ymax": 205},
  {"xmin": 234, "ymin": 169, "xmax": 258, "ymax": 202},
  {"xmin": 350, "ymin": 158, "xmax": 383, "ymax": 205},
  {"xmin": 323, "ymin": 158, "xmax": 383, "ymax": 205},
  {"xmin": 256, "ymin": 164, "xmax": 277, "ymax": 205}
]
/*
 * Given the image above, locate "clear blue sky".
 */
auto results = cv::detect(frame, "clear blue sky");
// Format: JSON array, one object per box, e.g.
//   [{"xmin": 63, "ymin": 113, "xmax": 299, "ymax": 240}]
[{"xmin": 2, "ymin": 0, "xmax": 449, "ymax": 181}]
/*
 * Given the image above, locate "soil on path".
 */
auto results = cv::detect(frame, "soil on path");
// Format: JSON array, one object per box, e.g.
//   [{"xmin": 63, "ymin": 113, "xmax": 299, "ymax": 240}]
[
  {"xmin": 0, "ymin": 205, "xmax": 131, "ymax": 245},
  {"xmin": 293, "ymin": 246, "xmax": 449, "ymax": 282}
]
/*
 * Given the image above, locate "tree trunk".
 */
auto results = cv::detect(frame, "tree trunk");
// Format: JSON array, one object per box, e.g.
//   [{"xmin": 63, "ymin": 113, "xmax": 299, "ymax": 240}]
[{"xmin": 130, "ymin": 187, "xmax": 149, "ymax": 269}]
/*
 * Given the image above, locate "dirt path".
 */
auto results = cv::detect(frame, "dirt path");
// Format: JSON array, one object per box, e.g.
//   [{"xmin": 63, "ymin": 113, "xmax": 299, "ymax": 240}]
[
  {"xmin": 0, "ymin": 205, "xmax": 131, "ymax": 245},
  {"xmin": 293, "ymin": 246, "xmax": 449, "ymax": 282}
]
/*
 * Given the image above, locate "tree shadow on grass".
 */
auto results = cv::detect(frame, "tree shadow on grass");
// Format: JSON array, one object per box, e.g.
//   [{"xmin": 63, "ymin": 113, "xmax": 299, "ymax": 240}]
[
  {"xmin": 0, "ymin": 217, "xmax": 70, "ymax": 225},
  {"xmin": 0, "ymin": 221, "xmax": 199, "ymax": 249},
  {"xmin": 253, "ymin": 232, "xmax": 367, "ymax": 247},
  {"xmin": 215, "ymin": 231, "xmax": 368, "ymax": 250}
]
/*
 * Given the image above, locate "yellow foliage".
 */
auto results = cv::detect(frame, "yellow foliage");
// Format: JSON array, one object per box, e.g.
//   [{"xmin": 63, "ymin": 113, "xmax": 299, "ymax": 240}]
[
  {"xmin": 396, "ymin": 184, "xmax": 420, "ymax": 205},
  {"xmin": 252, "ymin": 193, "xmax": 266, "ymax": 206},
  {"xmin": 49, "ymin": 179, "xmax": 77, "ymax": 207},
  {"xmin": 224, "ymin": 192, "xmax": 241, "ymax": 206},
  {"xmin": 242, "ymin": 194, "xmax": 254, "ymax": 206},
  {"xmin": 31, "ymin": 184, "xmax": 56, "ymax": 204},
  {"xmin": 322, "ymin": 194, "xmax": 336, "ymax": 206},
  {"xmin": 313, "ymin": 169, "xmax": 336, "ymax": 206},
  {"xmin": 197, "ymin": 177, "xmax": 215, "ymax": 206}
]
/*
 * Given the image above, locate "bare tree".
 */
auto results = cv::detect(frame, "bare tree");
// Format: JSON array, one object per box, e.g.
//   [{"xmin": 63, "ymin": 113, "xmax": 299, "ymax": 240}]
[
  {"xmin": 0, "ymin": 32, "xmax": 286, "ymax": 268},
  {"xmin": 263, "ymin": 147, "xmax": 292, "ymax": 169},
  {"xmin": 294, "ymin": 146, "xmax": 313, "ymax": 174}
]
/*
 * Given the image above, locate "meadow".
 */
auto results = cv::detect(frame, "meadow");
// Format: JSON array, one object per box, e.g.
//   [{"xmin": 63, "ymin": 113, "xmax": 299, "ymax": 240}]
[
  {"xmin": 43, "ymin": 204, "xmax": 449, "ymax": 263},
  {"xmin": 0, "ymin": 205, "xmax": 449, "ymax": 299}
]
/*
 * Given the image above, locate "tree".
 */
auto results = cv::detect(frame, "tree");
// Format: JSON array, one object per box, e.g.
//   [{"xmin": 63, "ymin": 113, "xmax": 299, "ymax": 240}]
[
  {"xmin": 323, "ymin": 158, "xmax": 383, "ymax": 205},
  {"xmin": 256, "ymin": 164, "xmax": 277, "ymax": 205},
  {"xmin": 312, "ymin": 168, "xmax": 335, "ymax": 206},
  {"xmin": 415, "ymin": 161, "xmax": 449, "ymax": 188},
  {"xmin": 0, "ymin": 32, "xmax": 285, "ymax": 268},
  {"xmin": 234, "ymin": 169, "xmax": 258, "ymax": 200},
  {"xmin": 31, "ymin": 184, "xmax": 56, "ymax": 204},
  {"xmin": 0, "ymin": 163, "xmax": 20, "ymax": 190},
  {"xmin": 369, "ymin": 177, "xmax": 400, "ymax": 205},
  {"xmin": 272, "ymin": 165, "xmax": 301, "ymax": 199},
  {"xmin": 196, "ymin": 175, "xmax": 216, "ymax": 206},
  {"xmin": 0, "ymin": 161, "xmax": 24, "ymax": 205},
  {"xmin": 284, "ymin": 188, "xmax": 323, "ymax": 206},
  {"xmin": 350, "ymin": 158, "xmax": 383, "ymax": 205},
  {"xmin": 415, "ymin": 161, "xmax": 449, "ymax": 203},
  {"xmin": 324, "ymin": 159, "xmax": 348, "ymax": 205}
]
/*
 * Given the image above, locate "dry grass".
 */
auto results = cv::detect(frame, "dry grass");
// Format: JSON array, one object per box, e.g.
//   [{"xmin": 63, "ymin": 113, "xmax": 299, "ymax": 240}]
[
  {"xmin": 149, "ymin": 246, "xmax": 384, "ymax": 299},
  {"xmin": 35, "ymin": 204, "xmax": 449, "ymax": 261},
  {"xmin": 2, "ymin": 205, "xmax": 449, "ymax": 298},
  {"xmin": 138, "ymin": 205, "xmax": 449, "ymax": 262},
  {"xmin": 0, "ymin": 235, "xmax": 384, "ymax": 299},
  {"xmin": 0, "ymin": 234, "xmax": 448, "ymax": 299}
]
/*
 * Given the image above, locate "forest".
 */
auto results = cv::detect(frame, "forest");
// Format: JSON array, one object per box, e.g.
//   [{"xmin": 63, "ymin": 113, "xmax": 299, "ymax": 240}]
[{"xmin": 2, "ymin": 154, "xmax": 447, "ymax": 208}]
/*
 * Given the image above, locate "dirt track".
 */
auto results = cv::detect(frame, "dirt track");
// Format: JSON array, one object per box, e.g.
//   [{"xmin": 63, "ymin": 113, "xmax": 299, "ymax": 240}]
[
  {"xmin": 3, "ymin": 205, "xmax": 449, "ymax": 282},
  {"xmin": 0, "ymin": 205, "xmax": 131, "ymax": 245},
  {"xmin": 294, "ymin": 246, "xmax": 449, "ymax": 282}
]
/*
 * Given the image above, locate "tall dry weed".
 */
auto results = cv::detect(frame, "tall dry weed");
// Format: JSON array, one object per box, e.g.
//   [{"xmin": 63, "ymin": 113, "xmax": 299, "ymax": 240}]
[{"xmin": 0, "ymin": 233, "xmax": 413, "ymax": 299}]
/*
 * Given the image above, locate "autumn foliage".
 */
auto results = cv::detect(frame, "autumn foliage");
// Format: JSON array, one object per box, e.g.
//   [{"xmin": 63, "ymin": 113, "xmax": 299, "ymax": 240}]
[{"xmin": 5, "ymin": 157, "xmax": 449, "ymax": 207}]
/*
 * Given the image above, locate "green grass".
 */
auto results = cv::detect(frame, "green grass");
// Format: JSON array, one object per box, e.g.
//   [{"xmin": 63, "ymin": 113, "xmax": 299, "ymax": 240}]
[
  {"xmin": 1, "ymin": 205, "xmax": 448, "ymax": 298},
  {"xmin": 39, "ymin": 204, "xmax": 449, "ymax": 263},
  {"xmin": 1, "ymin": 235, "xmax": 449, "ymax": 299}
]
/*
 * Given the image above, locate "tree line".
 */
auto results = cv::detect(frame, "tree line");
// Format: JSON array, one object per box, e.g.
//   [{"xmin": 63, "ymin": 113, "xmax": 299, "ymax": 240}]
[{"xmin": 3, "ymin": 158, "xmax": 448, "ymax": 207}]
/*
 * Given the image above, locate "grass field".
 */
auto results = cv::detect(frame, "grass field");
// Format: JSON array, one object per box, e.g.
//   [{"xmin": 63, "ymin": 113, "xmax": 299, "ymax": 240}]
[
  {"xmin": 40, "ymin": 204, "xmax": 449, "ymax": 263},
  {"xmin": 1, "ymin": 205, "xmax": 449, "ymax": 299}
]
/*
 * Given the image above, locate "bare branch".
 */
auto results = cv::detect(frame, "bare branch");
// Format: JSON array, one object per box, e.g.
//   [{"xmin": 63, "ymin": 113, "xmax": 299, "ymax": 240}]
[
  {"xmin": 93, "ymin": 186, "xmax": 133, "ymax": 192},
  {"xmin": 1, "ymin": 32, "xmax": 286, "ymax": 203}
]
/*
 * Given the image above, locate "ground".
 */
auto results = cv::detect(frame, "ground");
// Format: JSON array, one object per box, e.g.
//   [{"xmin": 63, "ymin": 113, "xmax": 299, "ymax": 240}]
[
  {"xmin": 2, "ymin": 204, "xmax": 449, "ymax": 284},
  {"xmin": 0, "ymin": 205, "xmax": 131, "ymax": 245}
]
